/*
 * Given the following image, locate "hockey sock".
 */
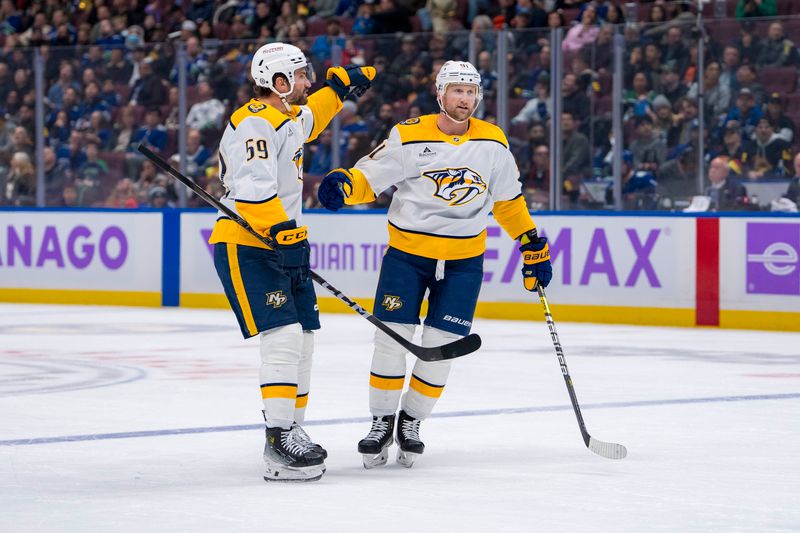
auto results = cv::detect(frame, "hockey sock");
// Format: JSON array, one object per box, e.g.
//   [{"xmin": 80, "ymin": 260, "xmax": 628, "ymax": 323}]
[
  {"xmin": 259, "ymin": 323, "xmax": 303, "ymax": 429},
  {"xmin": 294, "ymin": 330, "xmax": 314, "ymax": 424},
  {"xmin": 368, "ymin": 322, "xmax": 415, "ymax": 417},
  {"xmin": 401, "ymin": 326, "xmax": 456, "ymax": 419}
]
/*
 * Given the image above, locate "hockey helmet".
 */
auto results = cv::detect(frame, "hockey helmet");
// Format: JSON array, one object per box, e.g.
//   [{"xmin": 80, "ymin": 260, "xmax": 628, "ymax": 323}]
[{"xmin": 251, "ymin": 42, "xmax": 316, "ymax": 98}]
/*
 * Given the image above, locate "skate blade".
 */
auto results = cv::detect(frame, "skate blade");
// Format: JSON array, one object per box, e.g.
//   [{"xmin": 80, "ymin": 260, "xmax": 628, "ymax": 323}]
[
  {"xmin": 362, "ymin": 446, "xmax": 390, "ymax": 469},
  {"xmin": 263, "ymin": 463, "xmax": 326, "ymax": 482},
  {"xmin": 396, "ymin": 449, "xmax": 420, "ymax": 468}
]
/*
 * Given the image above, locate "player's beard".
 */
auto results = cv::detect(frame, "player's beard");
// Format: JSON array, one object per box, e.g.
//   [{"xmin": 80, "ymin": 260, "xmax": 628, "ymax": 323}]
[
  {"xmin": 444, "ymin": 99, "xmax": 475, "ymax": 122},
  {"xmin": 287, "ymin": 85, "xmax": 309, "ymax": 106}
]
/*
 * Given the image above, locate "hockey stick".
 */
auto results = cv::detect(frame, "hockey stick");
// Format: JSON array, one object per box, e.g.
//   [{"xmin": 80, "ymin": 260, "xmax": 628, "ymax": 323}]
[
  {"xmin": 137, "ymin": 144, "xmax": 480, "ymax": 362},
  {"xmin": 537, "ymin": 286, "xmax": 627, "ymax": 459}
]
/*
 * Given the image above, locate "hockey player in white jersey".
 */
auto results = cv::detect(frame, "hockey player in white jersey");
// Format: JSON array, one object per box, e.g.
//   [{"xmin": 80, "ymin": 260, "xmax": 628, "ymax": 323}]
[
  {"xmin": 209, "ymin": 42, "xmax": 374, "ymax": 481},
  {"xmin": 316, "ymin": 60, "xmax": 553, "ymax": 468}
]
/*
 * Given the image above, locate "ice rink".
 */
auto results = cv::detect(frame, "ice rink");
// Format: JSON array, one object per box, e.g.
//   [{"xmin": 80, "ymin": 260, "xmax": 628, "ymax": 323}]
[{"xmin": 1, "ymin": 303, "xmax": 798, "ymax": 532}]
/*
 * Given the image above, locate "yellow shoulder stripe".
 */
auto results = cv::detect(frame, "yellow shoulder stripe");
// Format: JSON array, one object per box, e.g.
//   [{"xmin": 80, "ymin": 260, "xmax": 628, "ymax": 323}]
[
  {"xmin": 396, "ymin": 114, "xmax": 441, "ymax": 144},
  {"xmin": 230, "ymin": 99, "xmax": 291, "ymax": 130}
]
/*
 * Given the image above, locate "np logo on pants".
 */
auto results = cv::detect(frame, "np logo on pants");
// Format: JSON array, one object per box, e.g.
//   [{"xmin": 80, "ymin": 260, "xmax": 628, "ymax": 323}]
[
  {"xmin": 266, "ymin": 290, "xmax": 288, "ymax": 308},
  {"xmin": 382, "ymin": 295, "xmax": 403, "ymax": 311},
  {"xmin": 746, "ymin": 222, "xmax": 800, "ymax": 295}
]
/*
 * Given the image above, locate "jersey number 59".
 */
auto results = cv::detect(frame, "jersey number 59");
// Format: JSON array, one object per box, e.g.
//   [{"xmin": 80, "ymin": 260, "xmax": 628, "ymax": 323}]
[{"xmin": 245, "ymin": 138, "xmax": 268, "ymax": 161}]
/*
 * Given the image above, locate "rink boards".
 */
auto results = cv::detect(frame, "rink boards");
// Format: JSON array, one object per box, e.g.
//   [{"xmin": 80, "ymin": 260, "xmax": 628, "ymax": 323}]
[{"xmin": 0, "ymin": 209, "xmax": 798, "ymax": 331}]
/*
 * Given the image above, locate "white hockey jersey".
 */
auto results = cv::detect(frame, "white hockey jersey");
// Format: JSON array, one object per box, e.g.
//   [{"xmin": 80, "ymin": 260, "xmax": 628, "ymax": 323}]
[
  {"xmin": 209, "ymin": 89, "xmax": 342, "ymax": 249},
  {"xmin": 345, "ymin": 114, "xmax": 536, "ymax": 259}
]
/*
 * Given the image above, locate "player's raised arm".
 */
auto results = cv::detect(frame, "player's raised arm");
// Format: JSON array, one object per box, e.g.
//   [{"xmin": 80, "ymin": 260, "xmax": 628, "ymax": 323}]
[{"xmin": 302, "ymin": 65, "xmax": 376, "ymax": 142}]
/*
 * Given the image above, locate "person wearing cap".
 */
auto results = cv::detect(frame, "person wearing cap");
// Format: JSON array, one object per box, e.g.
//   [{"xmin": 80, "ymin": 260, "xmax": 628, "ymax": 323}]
[
  {"xmin": 207, "ymin": 43, "xmax": 375, "ymax": 482},
  {"xmin": 651, "ymin": 94, "xmax": 673, "ymax": 140},
  {"xmin": 718, "ymin": 120, "xmax": 747, "ymax": 169},
  {"xmin": 765, "ymin": 92, "xmax": 796, "ymax": 144},
  {"xmin": 511, "ymin": 75, "xmax": 551, "ymax": 126},
  {"xmin": 743, "ymin": 116, "xmax": 792, "ymax": 179},
  {"xmin": 722, "ymin": 87, "xmax": 763, "ymax": 140}
]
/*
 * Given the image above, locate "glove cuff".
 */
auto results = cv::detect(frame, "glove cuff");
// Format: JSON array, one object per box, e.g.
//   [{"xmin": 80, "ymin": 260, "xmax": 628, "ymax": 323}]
[
  {"xmin": 273, "ymin": 225, "xmax": 308, "ymax": 245},
  {"xmin": 518, "ymin": 228, "xmax": 539, "ymax": 245}
]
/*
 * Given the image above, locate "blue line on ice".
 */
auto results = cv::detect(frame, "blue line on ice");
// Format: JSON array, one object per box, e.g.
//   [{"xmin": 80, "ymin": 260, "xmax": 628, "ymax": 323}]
[{"xmin": 2, "ymin": 392, "xmax": 798, "ymax": 446}]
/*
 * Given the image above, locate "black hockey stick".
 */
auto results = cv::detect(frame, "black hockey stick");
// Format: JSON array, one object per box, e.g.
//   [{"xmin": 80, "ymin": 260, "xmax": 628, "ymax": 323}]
[
  {"xmin": 537, "ymin": 286, "xmax": 627, "ymax": 459},
  {"xmin": 138, "ymin": 144, "xmax": 480, "ymax": 361}
]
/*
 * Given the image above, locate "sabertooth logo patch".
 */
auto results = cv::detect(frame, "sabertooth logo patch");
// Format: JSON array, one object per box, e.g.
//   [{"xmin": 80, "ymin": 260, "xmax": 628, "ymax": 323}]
[
  {"xmin": 423, "ymin": 167, "xmax": 487, "ymax": 206},
  {"xmin": 266, "ymin": 291, "xmax": 288, "ymax": 308},
  {"xmin": 381, "ymin": 295, "xmax": 403, "ymax": 311}
]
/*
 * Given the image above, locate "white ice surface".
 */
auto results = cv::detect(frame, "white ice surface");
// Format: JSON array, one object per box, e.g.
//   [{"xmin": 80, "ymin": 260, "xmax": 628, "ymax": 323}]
[{"xmin": 0, "ymin": 304, "xmax": 798, "ymax": 533}]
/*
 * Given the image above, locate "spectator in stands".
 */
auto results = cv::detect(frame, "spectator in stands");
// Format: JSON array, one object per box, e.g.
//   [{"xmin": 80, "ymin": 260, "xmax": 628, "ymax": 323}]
[
  {"xmin": 562, "ymin": 73, "xmax": 589, "ymax": 126},
  {"xmin": 132, "ymin": 108, "xmax": 167, "ymax": 152},
  {"xmin": 2, "ymin": 126, "xmax": 33, "ymax": 162},
  {"xmin": 659, "ymin": 64, "xmax": 687, "ymax": 108},
  {"xmin": 630, "ymin": 115, "xmax": 666, "ymax": 174},
  {"xmin": 765, "ymin": 93, "xmax": 796, "ymax": 144},
  {"xmin": 524, "ymin": 143, "xmax": 551, "ymax": 209},
  {"xmin": 274, "ymin": 1, "xmax": 301, "ymax": 38},
  {"xmin": 736, "ymin": 0, "xmax": 777, "ymax": 18},
  {"xmin": 0, "ymin": 109, "xmax": 13, "ymax": 156},
  {"xmin": 783, "ymin": 152, "xmax": 800, "ymax": 205},
  {"xmin": 112, "ymin": 105, "xmax": 138, "ymax": 153},
  {"xmin": 131, "ymin": 58, "xmax": 168, "ymax": 107},
  {"xmin": 477, "ymin": 51, "xmax": 498, "ymax": 102},
  {"xmin": 512, "ymin": 76, "xmax": 550, "ymax": 126},
  {"xmin": 77, "ymin": 81, "xmax": 111, "ymax": 126},
  {"xmin": 658, "ymin": 143, "xmax": 697, "ymax": 201},
  {"xmin": 311, "ymin": 18, "xmax": 345, "ymax": 64},
  {"xmin": 719, "ymin": 121, "xmax": 747, "ymax": 167},
  {"xmin": 251, "ymin": 1, "xmax": 278, "ymax": 35},
  {"xmin": 105, "ymin": 177, "xmax": 139, "ymax": 208},
  {"xmin": 74, "ymin": 141, "xmax": 107, "ymax": 206},
  {"xmin": 562, "ymin": 110, "xmax": 591, "ymax": 187},
  {"xmin": 661, "ymin": 27, "xmax": 688, "ymax": 76},
  {"xmin": 352, "ymin": 2, "xmax": 378, "ymax": 35},
  {"xmin": 707, "ymin": 156, "xmax": 747, "ymax": 210},
  {"xmin": 735, "ymin": 21, "xmax": 763, "ymax": 67},
  {"xmin": 757, "ymin": 22, "xmax": 799, "ymax": 68},
  {"xmin": 338, "ymin": 100, "xmax": 369, "ymax": 158},
  {"xmin": 186, "ymin": 80, "xmax": 226, "ymax": 131},
  {"xmin": 744, "ymin": 117, "xmax": 792, "ymax": 178},
  {"xmin": 3, "ymin": 151, "xmax": 35, "ymax": 206},
  {"xmin": 647, "ymin": 3, "xmax": 667, "ymax": 24},
  {"xmin": 43, "ymin": 146, "xmax": 70, "ymax": 205},
  {"xmin": 652, "ymin": 95, "xmax": 673, "ymax": 142},
  {"xmin": 183, "ymin": 128, "xmax": 212, "ymax": 180},
  {"xmin": 562, "ymin": 3, "xmax": 599, "ymax": 52},
  {"xmin": 106, "ymin": 47, "xmax": 133, "ymax": 84},
  {"xmin": 720, "ymin": 45, "xmax": 741, "ymax": 93},
  {"xmin": 46, "ymin": 62, "xmax": 79, "ymax": 109},
  {"xmin": 643, "ymin": 42, "xmax": 664, "ymax": 80},
  {"xmin": 688, "ymin": 61, "xmax": 730, "ymax": 119},
  {"xmin": 723, "ymin": 88, "xmax": 763, "ymax": 140},
  {"xmin": 48, "ymin": 110, "xmax": 71, "ymax": 148},
  {"xmin": 172, "ymin": 36, "xmax": 210, "ymax": 84},
  {"xmin": 624, "ymin": 72, "xmax": 657, "ymax": 121},
  {"xmin": 57, "ymin": 130, "xmax": 87, "ymax": 171},
  {"xmin": 372, "ymin": 0, "xmax": 413, "ymax": 34},
  {"xmin": 389, "ymin": 35, "xmax": 419, "ymax": 82},
  {"xmin": 308, "ymin": 128, "xmax": 334, "ymax": 176},
  {"xmin": 146, "ymin": 185, "xmax": 172, "ymax": 208},
  {"xmin": 669, "ymin": 96, "xmax": 699, "ymax": 147},
  {"xmin": 368, "ymin": 103, "xmax": 396, "ymax": 149}
]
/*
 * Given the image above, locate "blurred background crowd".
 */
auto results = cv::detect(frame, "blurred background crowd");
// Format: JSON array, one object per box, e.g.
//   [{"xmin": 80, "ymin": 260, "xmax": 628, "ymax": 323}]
[{"xmin": 1, "ymin": 0, "xmax": 799, "ymax": 212}]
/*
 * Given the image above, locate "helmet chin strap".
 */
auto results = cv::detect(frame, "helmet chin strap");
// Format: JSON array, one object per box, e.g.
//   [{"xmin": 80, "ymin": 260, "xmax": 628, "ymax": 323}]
[{"xmin": 270, "ymin": 84, "xmax": 295, "ymax": 113}]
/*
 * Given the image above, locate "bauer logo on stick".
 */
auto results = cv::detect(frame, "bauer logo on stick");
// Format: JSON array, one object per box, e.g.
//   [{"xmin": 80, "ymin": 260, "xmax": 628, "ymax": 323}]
[{"xmin": 423, "ymin": 167, "xmax": 487, "ymax": 206}]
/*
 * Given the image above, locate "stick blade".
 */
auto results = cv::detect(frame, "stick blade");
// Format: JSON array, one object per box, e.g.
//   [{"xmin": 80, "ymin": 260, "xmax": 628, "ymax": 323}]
[
  {"xmin": 588, "ymin": 437, "xmax": 628, "ymax": 460},
  {"xmin": 411, "ymin": 333, "xmax": 482, "ymax": 361}
]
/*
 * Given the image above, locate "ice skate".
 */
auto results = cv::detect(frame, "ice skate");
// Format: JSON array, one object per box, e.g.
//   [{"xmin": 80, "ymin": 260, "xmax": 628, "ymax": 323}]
[
  {"xmin": 396, "ymin": 410, "xmax": 424, "ymax": 468},
  {"xmin": 357, "ymin": 414, "xmax": 395, "ymax": 469},
  {"xmin": 263, "ymin": 426, "xmax": 326, "ymax": 482},
  {"xmin": 291, "ymin": 423, "xmax": 328, "ymax": 460}
]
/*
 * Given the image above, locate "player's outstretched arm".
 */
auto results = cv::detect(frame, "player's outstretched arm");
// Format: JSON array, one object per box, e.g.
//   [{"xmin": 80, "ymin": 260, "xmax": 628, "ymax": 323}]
[
  {"xmin": 317, "ymin": 167, "xmax": 376, "ymax": 211},
  {"xmin": 304, "ymin": 65, "xmax": 376, "ymax": 142}
]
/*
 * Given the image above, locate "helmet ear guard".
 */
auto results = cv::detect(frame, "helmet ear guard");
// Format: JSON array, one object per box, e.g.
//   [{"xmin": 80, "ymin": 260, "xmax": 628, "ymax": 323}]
[{"xmin": 435, "ymin": 60, "xmax": 483, "ymax": 123}]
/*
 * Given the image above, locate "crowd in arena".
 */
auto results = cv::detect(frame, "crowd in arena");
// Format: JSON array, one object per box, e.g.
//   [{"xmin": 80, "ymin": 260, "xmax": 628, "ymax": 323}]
[{"xmin": 0, "ymin": 0, "xmax": 799, "ymax": 212}]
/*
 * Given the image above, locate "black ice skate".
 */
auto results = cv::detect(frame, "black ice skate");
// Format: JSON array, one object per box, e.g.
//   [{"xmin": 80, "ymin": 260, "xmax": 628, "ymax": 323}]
[
  {"xmin": 396, "ymin": 410, "xmax": 424, "ymax": 468},
  {"xmin": 357, "ymin": 414, "xmax": 395, "ymax": 469},
  {"xmin": 291, "ymin": 422, "xmax": 328, "ymax": 459},
  {"xmin": 263, "ymin": 425, "xmax": 325, "ymax": 482}
]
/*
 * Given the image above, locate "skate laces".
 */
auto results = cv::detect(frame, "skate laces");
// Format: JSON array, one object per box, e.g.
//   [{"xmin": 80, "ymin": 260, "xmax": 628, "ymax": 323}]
[
  {"xmin": 281, "ymin": 427, "xmax": 315, "ymax": 455},
  {"xmin": 291, "ymin": 423, "xmax": 313, "ymax": 445},
  {"xmin": 365, "ymin": 417, "xmax": 390, "ymax": 441},
  {"xmin": 400, "ymin": 417, "xmax": 421, "ymax": 442}
]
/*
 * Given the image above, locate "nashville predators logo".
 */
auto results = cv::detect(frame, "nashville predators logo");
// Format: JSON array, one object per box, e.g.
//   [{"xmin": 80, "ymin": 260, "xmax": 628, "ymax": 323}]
[
  {"xmin": 266, "ymin": 290, "xmax": 288, "ymax": 308},
  {"xmin": 247, "ymin": 102, "xmax": 266, "ymax": 113},
  {"xmin": 381, "ymin": 295, "xmax": 403, "ymax": 312},
  {"xmin": 423, "ymin": 167, "xmax": 487, "ymax": 206}
]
